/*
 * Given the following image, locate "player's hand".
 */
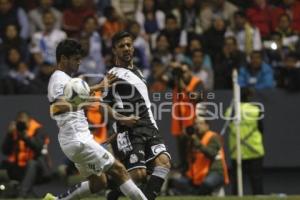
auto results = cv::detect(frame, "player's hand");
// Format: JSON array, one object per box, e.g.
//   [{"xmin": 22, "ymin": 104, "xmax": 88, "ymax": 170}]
[
  {"xmin": 101, "ymin": 73, "xmax": 118, "ymax": 88},
  {"xmin": 119, "ymin": 115, "xmax": 140, "ymax": 127},
  {"xmin": 90, "ymin": 73, "xmax": 118, "ymax": 93}
]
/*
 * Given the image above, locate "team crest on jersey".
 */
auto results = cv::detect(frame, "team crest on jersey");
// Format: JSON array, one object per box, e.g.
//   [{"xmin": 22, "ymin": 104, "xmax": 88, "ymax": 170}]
[
  {"xmin": 139, "ymin": 150, "xmax": 145, "ymax": 156},
  {"xmin": 151, "ymin": 144, "xmax": 166, "ymax": 155},
  {"xmin": 129, "ymin": 154, "xmax": 138, "ymax": 164}
]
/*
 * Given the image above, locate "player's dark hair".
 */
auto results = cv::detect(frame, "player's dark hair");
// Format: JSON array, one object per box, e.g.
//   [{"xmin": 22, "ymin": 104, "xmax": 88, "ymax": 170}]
[
  {"xmin": 111, "ymin": 31, "xmax": 133, "ymax": 48},
  {"xmin": 56, "ymin": 39, "xmax": 83, "ymax": 62}
]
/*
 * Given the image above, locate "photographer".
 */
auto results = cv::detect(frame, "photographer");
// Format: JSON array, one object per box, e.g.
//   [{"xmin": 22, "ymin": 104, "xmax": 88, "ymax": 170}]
[
  {"xmin": 167, "ymin": 62, "xmax": 203, "ymax": 172},
  {"xmin": 169, "ymin": 116, "xmax": 229, "ymax": 195},
  {"xmin": 1, "ymin": 111, "xmax": 51, "ymax": 198}
]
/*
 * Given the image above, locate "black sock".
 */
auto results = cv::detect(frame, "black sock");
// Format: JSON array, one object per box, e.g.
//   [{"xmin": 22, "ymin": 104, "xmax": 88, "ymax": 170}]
[
  {"xmin": 144, "ymin": 175, "xmax": 165, "ymax": 200},
  {"xmin": 106, "ymin": 175, "xmax": 123, "ymax": 200},
  {"xmin": 144, "ymin": 166, "xmax": 169, "ymax": 200},
  {"xmin": 106, "ymin": 190, "xmax": 123, "ymax": 200}
]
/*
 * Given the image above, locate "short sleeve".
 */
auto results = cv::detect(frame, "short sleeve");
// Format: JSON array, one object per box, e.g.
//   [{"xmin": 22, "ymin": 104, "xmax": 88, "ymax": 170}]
[{"xmin": 51, "ymin": 82, "xmax": 65, "ymax": 101}]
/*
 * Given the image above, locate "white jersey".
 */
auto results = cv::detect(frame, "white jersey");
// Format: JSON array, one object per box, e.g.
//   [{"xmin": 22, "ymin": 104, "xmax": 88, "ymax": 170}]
[
  {"xmin": 47, "ymin": 70, "xmax": 90, "ymax": 142},
  {"xmin": 47, "ymin": 70, "xmax": 115, "ymax": 177}
]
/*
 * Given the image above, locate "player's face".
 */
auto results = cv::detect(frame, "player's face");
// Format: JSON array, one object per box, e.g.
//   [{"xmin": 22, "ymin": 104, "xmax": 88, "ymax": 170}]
[
  {"xmin": 114, "ymin": 37, "xmax": 134, "ymax": 63},
  {"xmin": 67, "ymin": 54, "xmax": 81, "ymax": 73}
]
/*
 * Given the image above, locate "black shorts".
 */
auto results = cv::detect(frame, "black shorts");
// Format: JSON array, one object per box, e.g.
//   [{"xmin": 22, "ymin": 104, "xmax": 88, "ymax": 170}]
[{"xmin": 111, "ymin": 126, "xmax": 171, "ymax": 171}]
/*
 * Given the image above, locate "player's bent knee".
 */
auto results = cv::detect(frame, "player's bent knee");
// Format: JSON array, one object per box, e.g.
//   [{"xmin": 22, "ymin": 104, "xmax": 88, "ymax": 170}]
[
  {"xmin": 129, "ymin": 168, "xmax": 147, "ymax": 184},
  {"xmin": 107, "ymin": 160, "xmax": 128, "ymax": 182},
  {"xmin": 88, "ymin": 174, "xmax": 107, "ymax": 193},
  {"xmin": 155, "ymin": 153, "xmax": 171, "ymax": 169}
]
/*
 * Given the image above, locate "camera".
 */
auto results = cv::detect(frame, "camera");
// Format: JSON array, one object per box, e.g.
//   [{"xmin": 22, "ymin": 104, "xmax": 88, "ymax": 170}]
[
  {"xmin": 185, "ymin": 126, "xmax": 195, "ymax": 135},
  {"xmin": 172, "ymin": 66, "xmax": 183, "ymax": 78},
  {"xmin": 16, "ymin": 121, "xmax": 27, "ymax": 132}
]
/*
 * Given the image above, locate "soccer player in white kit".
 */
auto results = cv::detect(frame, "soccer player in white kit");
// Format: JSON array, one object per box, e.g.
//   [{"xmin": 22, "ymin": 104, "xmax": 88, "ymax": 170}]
[{"xmin": 43, "ymin": 39, "xmax": 147, "ymax": 200}]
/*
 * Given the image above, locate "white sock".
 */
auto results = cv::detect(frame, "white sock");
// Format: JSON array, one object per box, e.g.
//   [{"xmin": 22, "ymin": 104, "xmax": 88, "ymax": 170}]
[
  {"xmin": 58, "ymin": 181, "xmax": 91, "ymax": 200},
  {"xmin": 120, "ymin": 179, "xmax": 147, "ymax": 200}
]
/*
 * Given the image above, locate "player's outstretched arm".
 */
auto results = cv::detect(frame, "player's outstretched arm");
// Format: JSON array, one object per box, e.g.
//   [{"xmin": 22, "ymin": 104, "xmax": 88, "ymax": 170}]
[
  {"xmin": 50, "ymin": 98, "xmax": 78, "ymax": 115},
  {"xmin": 100, "ymin": 103, "xmax": 140, "ymax": 127}
]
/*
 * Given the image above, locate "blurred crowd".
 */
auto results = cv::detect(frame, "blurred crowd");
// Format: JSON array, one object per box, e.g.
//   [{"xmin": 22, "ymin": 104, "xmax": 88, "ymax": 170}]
[{"xmin": 1, "ymin": 0, "xmax": 300, "ymax": 94}]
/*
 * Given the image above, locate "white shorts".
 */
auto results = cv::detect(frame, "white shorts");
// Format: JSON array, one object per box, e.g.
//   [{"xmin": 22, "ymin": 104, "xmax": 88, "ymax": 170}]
[{"xmin": 59, "ymin": 131, "xmax": 115, "ymax": 177}]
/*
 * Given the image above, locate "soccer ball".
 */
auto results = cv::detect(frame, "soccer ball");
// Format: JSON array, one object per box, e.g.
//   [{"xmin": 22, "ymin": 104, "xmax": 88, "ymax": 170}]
[{"xmin": 63, "ymin": 78, "xmax": 90, "ymax": 105}]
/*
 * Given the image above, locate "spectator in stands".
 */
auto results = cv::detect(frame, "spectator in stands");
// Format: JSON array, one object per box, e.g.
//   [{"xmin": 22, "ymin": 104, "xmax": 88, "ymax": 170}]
[
  {"xmin": 135, "ymin": 0, "xmax": 165, "ymax": 36},
  {"xmin": 239, "ymin": 50, "xmax": 275, "ymax": 89},
  {"xmin": 7, "ymin": 62, "xmax": 35, "ymax": 94},
  {"xmin": 112, "ymin": 0, "xmax": 142, "ymax": 19},
  {"xmin": 275, "ymin": 14, "xmax": 296, "ymax": 38},
  {"xmin": 184, "ymin": 36, "xmax": 212, "ymax": 70},
  {"xmin": 62, "ymin": 0, "xmax": 95, "ymax": 36},
  {"xmin": 28, "ymin": 0, "xmax": 62, "ymax": 34},
  {"xmin": 167, "ymin": 62, "xmax": 203, "ymax": 172},
  {"xmin": 274, "ymin": 14, "xmax": 299, "ymax": 50},
  {"xmin": 78, "ymin": 16, "xmax": 105, "ymax": 82},
  {"xmin": 203, "ymin": 15, "xmax": 228, "ymax": 61},
  {"xmin": 127, "ymin": 21, "xmax": 151, "ymax": 71},
  {"xmin": 214, "ymin": 36, "xmax": 246, "ymax": 89},
  {"xmin": 277, "ymin": 52, "xmax": 300, "ymax": 91},
  {"xmin": 191, "ymin": 49, "xmax": 214, "ymax": 90},
  {"xmin": 148, "ymin": 58, "xmax": 168, "ymax": 92},
  {"xmin": 246, "ymin": 0, "xmax": 274, "ymax": 39},
  {"xmin": 3, "ymin": 46, "xmax": 23, "ymax": 71},
  {"xmin": 169, "ymin": 115, "xmax": 229, "ymax": 195},
  {"xmin": 152, "ymin": 33, "xmax": 173, "ymax": 66},
  {"xmin": 160, "ymin": 13, "xmax": 188, "ymax": 52},
  {"xmin": 30, "ymin": 10, "xmax": 66, "ymax": 66},
  {"xmin": 1, "ymin": 24, "xmax": 29, "ymax": 63},
  {"xmin": 1, "ymin": 111, "xmax": 51, "ymax": 198},
  {"xmin": 101, "ymin": 6, "xmax": 125, "ymax": 47},
  {"xmin": 226, "ymin": 88, "xmax": 265, "ymax": 195},
  {"xmin": 78, "ymin": 36, "xmax": 102, "ymax": 85},
  {"xmin": 0, "ymin": 47, "xmax": 33, "ymax": 94},
  {"xmin": 29, "ymin": 61, "xmax": 54, "ymax": 94},
  {"xmin": 200, "ymin": 0, "xmax": 238, "ymax": 31},
  {"xmin": 0, "ymin": 24, "xmax": 27, "ymax": 77},
  {"xmin": 86, "ymin": 91, "xmax": 108, "ymax": 144},
  {"xmin": 273, "ymin": 0, "xmax": 300, "ymax": 33},
  {"xmin": 0, "ymin": 0, "xmax": 29, "ymax": 40},
  {"xmin": 265, "ymin": 32, "xmax": 291, "ymax": 69},
  {"xmin": 172, "ymin": 0, "xmax": 202, "ymax": 34},
  {"xmin": 226, "ymin": 10, "xmax": 262, "ymax": 56}
]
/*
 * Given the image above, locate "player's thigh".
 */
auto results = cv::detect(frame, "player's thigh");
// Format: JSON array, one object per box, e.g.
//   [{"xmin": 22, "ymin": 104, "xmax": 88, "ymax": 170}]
[
  {"xmin": 113, "ymin": 131, "xmax": 147, "ymax": 171},
  {"xmin": 112, "ymin": 131, "xmax": 148, "ymax": 183},
  {"xmin": 59, "ymin": 141, "xmax": 83, "ymax": 163},
  {"xmin": 106, "ymin": 159, "xmax": 129, "ymax": 186},
  {"xmin": 75, "ymin": 139, "xmax": 115, "ymax": 177},
  {"xmin": 145, "ymin": 130, "xmax": 171, "ymax": 167}
]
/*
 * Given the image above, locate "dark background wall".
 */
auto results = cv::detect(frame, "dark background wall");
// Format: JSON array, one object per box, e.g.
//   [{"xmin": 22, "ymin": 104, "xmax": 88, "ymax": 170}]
[{"xmin": 0, "ymin": 90, "xmax": 300, "ymax": 194}]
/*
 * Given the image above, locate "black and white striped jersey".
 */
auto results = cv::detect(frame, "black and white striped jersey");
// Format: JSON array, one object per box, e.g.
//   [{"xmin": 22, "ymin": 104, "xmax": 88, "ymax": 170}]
[{"xmin": 102, "ymin": 66, "xmax": 158, "ymax": 131}]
